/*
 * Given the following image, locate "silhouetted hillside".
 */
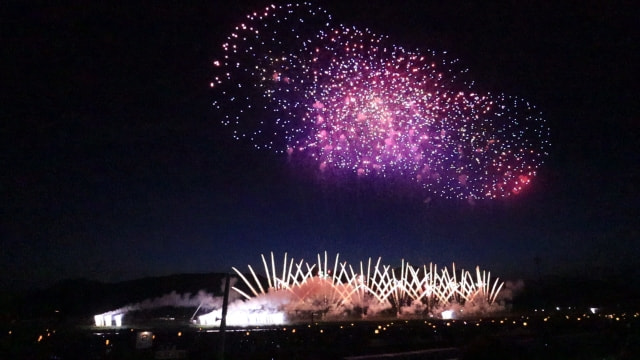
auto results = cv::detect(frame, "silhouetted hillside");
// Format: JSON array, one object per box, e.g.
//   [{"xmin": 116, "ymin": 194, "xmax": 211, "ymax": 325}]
[
  {"xmin": 8, "ymin": 273, "xmax": 236, "ymax": 320},
  {"xmin": 512, "ymin": 273, "xmax": 640, "ymax": 311}
]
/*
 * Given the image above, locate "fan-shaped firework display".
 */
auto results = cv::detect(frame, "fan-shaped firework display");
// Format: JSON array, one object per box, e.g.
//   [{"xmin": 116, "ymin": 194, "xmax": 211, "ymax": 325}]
[
  {"xmin": 211, "ymin": 3, "xmax": 550, "ymax": 199},
  {"xmin": 197, "ymin": 252, "xmax": 505, "ymax": 326}
]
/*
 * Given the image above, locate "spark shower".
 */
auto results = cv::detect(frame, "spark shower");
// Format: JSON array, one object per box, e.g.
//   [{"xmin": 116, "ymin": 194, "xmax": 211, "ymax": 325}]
[{"xmin": 197, "ymin": 252, "xmax": 505, "ymax": 326}]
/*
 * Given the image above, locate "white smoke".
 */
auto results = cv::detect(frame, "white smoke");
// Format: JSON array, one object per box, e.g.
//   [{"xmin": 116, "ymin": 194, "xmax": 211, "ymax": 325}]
[
  {"xmin": 94, "ymin": 290, "xmax": 221, "ymax": 327},
  {"xmin": 108, "ymin": 290, "xmax": 220, "ymax": 315},
  {"xmin": 495, "ymin": 279, "xmax": 525, "ymax": 302},
  {"xmin": 100, "ymin": 276, "xmax": 242, "ymax": 316},
  {"xmin": 94, "ymin": 276, "xmax": 248, "ymax": 326}
]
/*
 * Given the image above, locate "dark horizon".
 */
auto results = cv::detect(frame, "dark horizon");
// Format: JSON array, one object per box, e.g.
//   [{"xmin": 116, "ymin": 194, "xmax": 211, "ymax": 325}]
[{"xmin": 3, "ymin": 0, "xmax": 638, "ymax": 291}]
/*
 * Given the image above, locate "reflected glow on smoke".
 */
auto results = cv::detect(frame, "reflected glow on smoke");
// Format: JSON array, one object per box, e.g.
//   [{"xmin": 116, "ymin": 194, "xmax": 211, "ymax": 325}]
[
  {"xmin": 95, "ymin": 313, "xmax": 124, "ymax": 327},
  {"xmin": 441, "ymin": 310, "xmax": 455, "ymax": 320},
  {"xmin": 198, "ymin": 308, "xmax": 285, "ymax": 326},
  {"xmin": 114, "ymin": 314, "xmax": 123, "ymax": 327},
  {"xmin": 103, "ymin": 314, "xmax": 112, "ymax": 327}
]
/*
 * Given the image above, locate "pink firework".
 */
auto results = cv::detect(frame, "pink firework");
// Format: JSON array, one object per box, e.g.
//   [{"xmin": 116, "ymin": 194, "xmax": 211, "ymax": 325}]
[{"xmin": 211, "ymin": 3, "xmax": 550, "ymax": 199}]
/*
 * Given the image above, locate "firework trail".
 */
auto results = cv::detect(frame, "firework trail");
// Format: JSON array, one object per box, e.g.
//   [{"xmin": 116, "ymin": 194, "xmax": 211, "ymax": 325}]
[{"xmin": 211, "ymin": 3, "xmax": 550, "ymax": 199}]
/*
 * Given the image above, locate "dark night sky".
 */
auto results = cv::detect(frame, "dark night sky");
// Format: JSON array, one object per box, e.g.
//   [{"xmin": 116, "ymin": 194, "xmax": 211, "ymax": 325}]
[{"xmin": 3, "ymin": 0, "xmax": 639, "ymax": 291}]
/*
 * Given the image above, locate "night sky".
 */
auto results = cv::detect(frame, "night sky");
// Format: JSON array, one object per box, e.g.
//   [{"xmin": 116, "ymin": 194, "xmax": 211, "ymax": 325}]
[{"xmin": 3, "ymin": 0, "xmax": 638, "ymax": 291}]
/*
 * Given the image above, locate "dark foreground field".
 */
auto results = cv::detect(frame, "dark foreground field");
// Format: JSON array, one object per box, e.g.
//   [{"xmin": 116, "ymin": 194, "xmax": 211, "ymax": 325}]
[{"xmin": 2, "ymin": 311, "xmax": 639, "ymax": 360}]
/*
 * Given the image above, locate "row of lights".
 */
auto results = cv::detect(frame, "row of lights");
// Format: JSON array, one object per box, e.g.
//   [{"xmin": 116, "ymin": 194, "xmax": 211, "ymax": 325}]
[{"xmin": 17, "ymin": 311, "xmax": 640, "ymax": 346}]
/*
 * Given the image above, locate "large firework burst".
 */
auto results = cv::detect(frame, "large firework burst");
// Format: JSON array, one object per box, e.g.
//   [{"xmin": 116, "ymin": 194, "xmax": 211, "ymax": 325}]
[{"xmin": 211, "ymin": 3, "xmax": 550, "ymax": 199}]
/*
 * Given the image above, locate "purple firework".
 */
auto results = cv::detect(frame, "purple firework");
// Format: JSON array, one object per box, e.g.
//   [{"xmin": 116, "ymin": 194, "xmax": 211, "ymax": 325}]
[{"xmin": 211, "ymin": 3, "xmax": 550, "ymax": 199}]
